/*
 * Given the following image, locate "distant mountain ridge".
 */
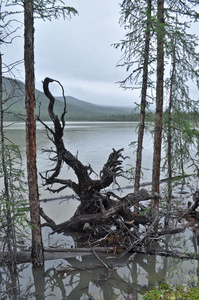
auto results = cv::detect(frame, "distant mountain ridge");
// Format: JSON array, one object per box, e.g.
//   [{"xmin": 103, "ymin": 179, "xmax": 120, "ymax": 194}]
[{"xmin": 2, "ymin": 78, "xmax": 136, "ymax": 121}]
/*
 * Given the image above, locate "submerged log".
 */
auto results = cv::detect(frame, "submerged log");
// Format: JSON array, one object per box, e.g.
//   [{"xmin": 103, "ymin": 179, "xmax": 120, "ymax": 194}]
[
  {"xmin": 0, "ymin": 248, "xmax": 113, "ymax": 264},
  {"xmin": 1, "ymin": 240, "xmax": 199, "ymax": 265}
]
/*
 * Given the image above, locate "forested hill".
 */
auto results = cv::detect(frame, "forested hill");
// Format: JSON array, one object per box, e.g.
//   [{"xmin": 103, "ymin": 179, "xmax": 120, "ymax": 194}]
[{"xmin": 2, "ymin": 78, "xmax": 137, "ymax": 121}]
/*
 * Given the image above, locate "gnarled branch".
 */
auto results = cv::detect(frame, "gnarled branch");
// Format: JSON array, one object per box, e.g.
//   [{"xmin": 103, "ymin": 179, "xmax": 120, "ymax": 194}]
[{"xmin": 40, "ymin": 78, "xmax": 128, "ymax": 200}]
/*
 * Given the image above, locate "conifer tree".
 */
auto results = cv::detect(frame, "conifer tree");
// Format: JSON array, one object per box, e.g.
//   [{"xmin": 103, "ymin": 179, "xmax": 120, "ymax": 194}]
[
  {"xmin": 114, "ymin": 0, "xmax": 155, "ymax": 212},
  {"xmin": 117, "ymin": 0, "xmax": 199, "ymax": 225},
  {"xmin": 23, "ymin": 0, "xmax": 77, "ymax": 267},
  {"xmin": 162, "ymin": 12, "xmax": 199, "ymax": 224},
  {"xmin": 2, "ymin": 0, "xmax": 77, "ymax": 267},
  {"xmin": 151, "ymin": 0, "xmax": 164, "ymax": 220}
]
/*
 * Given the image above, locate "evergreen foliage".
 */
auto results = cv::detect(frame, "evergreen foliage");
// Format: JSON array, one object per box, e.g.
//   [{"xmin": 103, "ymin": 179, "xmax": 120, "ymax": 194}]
[
  {"xmin": 117, "ymin": 0, "xmax": 199, "ymax": 195},
  {"xmin": 0, "ymin": 142, "xmax": 29, "ymax": 249},
  {"xmin": 162, "ymin": 6, "xmax": 199, "ymax": 187},
  {"xmin": 114, "ymin": 0, "xmax": 156, "ymax": 93}
]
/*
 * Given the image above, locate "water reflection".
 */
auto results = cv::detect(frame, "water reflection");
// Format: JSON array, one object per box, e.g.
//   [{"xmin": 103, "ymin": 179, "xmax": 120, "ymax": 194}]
[{"xmin": 1, "ymin": 249, "xmax": 199, "ymax": 299}]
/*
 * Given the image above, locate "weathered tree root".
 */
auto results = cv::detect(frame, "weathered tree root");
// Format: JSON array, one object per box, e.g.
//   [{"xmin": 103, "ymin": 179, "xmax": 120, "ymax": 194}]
[
  {"xmin": 40, "ymin": 188, "xmax": 185, "ymax": 255},
  {"xmin": 40, "ymin": 189, "xmax": 152, "ymax": 232},
  {"xmin": 38, "ymin": 78, "xmax": 129, "ymax": 205},
  {"xmin": 38, "ymin": 77, "xmax": 185, "ymax": 255}
]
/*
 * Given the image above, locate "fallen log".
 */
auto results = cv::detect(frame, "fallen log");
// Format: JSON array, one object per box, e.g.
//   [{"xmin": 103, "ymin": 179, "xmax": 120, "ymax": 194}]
[
  {"xmin": 129, "ymin": 246, "xmax": 199, "ymax": 260},
  {"xmin": 1, "ymin": 243, "xmax": 199, "ymax": 265},
  {"xmin": 0, "ymin": 247, "xmax": 114, "ymax": 264}
]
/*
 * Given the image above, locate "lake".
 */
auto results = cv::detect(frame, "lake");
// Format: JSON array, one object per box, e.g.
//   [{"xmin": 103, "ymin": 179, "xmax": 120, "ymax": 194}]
[{"xmin": 1, "ymin": 121, "xmax": 199, "ymax": 300}]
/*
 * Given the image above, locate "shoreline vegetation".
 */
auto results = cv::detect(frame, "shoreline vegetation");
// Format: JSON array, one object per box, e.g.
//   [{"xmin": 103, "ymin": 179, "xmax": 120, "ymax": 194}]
[
  {"xmin": 4, "ymin": 112, "xmax": 140, "ymax": 122},
  {"xmin": 144, "ymin": 283, "xmax": 199, "ymax": 299}
]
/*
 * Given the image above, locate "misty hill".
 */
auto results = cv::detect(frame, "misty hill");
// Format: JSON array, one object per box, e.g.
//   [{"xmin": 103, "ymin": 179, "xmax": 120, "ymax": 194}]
[{"xmin": 2, "ymin": 78, "xmax": 136, "ymax": 121}]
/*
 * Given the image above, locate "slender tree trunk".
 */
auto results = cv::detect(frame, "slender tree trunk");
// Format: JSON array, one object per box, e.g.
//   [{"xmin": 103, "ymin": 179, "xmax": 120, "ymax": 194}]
[
  {"xmin": 152, "ymin": 0, "xmax": 164, "ymax": 218},
  {"xmin": 0, "ymin": 55, "xmax": 2, "ymax": 140},
  {"xmin": 134, "ymin": 0, "xmax": 152, "ymax": 212},
  {"xmin": 165, "ymin": 46, "xmax": 176, "ymax": 226},
  {"xmin": 24, "ymin": 0, "xmax": 44, "ymax": 267}
]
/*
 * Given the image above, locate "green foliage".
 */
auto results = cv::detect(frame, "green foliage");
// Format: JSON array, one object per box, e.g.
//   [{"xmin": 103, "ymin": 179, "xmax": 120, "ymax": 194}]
[
  {"xmin": 144, "ymin": 283, "xmax": 199, "ymax": 300},
  {"xmin": 3, "ymin": 0, "xmax": 78, "ymax": 20},
  {"xmin": 125, "ymin": 165, "xmax": 136, "ymax": 183},
  {"xmin": 163, "ymin": 112, "xmax": 199, "ymax": 164},
  {"xmin": 161, "ymin": 8, "xmax": 199, "ymax": 186},
  {"xmin": 0, "ymin": 142, "xmax": 29, "ymax": 238},
  {"xmin": 117, "ymin": 0, "xmax": 199, "ymax": 197},
  {"xmin": 162, "ymin": 103, "xmax": 199, "ymax": 184},
  {"xmin": 33, "ymin": 0, "xmax": 78, "ymax": 20},
  {"xmin": 114, "ymin": 0, "xmax": 156, "ymax": 93},
  {"xmin": 66, "ymin": 113, "xmax": 140, "ymax": 122}
]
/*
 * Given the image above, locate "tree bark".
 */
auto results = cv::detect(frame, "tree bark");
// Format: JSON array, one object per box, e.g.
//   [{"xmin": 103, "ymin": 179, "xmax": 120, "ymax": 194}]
[
  {"xmin": 134, "ymin": 0, "xmax": 152, "ymax": 213},
  {"xmin": 165, "ymin": 43, "xmax": 176, "ymax": 226},
  {"xmin": 24, "ymin": 0, "xmax": 44, "ymax": 267},
  {"xmin": 152, "ymin": 0, "xmax": 164, "ymax": 220}
]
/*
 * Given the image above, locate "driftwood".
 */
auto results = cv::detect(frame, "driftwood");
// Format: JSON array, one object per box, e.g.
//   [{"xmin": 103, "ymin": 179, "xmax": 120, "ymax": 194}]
[
  {"xmin": 37, "ymin": 77, "xmax": 192, "ymax": 258},
  {"xmin": 0, "ymin": 248, "xmax": 111, "ymax": 264},
  {"xmin": 2, "ymin": 240, "xmax": 199, "ymax": 266},
  {"xmin": 38, "ymin": 78, "xmax": 155, "ymax": 233},
  {"xmin": 127, "ymin": 246, "xmax": 199, "ymax": 260},
  {"xmin": 38, "ymin": 78, "xmax": 128, "ymax": 209},
  {"xmin": 40, "ymin": 189, "xmax": 153, "ymax": 234}
]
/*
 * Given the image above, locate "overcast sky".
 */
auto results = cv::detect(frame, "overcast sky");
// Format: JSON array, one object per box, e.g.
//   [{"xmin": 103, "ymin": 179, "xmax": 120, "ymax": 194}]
[
  {"xmin": 3, "ymin": 0, "xmax": 138, "ymax": 107},
  {"xmin": 3, "ymin": 1, "xmax": 199, "ymax": 107}
]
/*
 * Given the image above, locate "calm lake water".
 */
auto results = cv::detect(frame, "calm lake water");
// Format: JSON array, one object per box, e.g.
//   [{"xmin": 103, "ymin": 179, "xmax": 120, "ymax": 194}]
[{"xmin": 1, "ymin": 121, "xmax": 199, "ymax": 300}]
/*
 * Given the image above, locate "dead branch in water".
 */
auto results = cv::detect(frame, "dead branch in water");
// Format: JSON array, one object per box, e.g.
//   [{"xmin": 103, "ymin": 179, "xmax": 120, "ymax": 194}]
[{"xmin": 37, "ymin": 77, "xmax": 195, "ymax": 259}]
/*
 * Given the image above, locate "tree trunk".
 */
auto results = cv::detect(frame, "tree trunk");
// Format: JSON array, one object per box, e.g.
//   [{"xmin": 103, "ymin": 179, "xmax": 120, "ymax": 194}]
[
  {"xmin": 152, "ymin": 0, "xmax": 164, "ymax": 219},
  {"xmin": 24, "ymin": 0, "xmax": 44, "ymax": 267},
  {"xmin": 134, "ymin": 0, "xmax": 152, "ymax": 212},
  {"xmin": 165, "ymin": 45, "xmax": 176, "ymax": 226}
]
